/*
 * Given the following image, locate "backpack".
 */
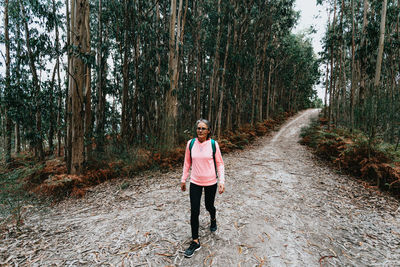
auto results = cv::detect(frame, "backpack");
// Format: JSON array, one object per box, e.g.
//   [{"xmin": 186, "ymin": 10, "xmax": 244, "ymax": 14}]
[{"xmin": 189, "ymin": 138, "xmax": 217, "ymax": 177}]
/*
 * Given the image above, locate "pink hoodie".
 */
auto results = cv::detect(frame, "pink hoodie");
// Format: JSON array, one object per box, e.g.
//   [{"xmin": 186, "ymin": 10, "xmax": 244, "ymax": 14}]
[{"xmin": 181, "ymin": 138, "xmax": 225, "ymax": 186}]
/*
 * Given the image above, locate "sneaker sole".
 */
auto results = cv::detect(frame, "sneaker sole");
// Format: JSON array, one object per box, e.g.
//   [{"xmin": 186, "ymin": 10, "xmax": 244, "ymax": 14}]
[{"xmin": 184, "ymin": 246, "xmax": 201, "ymax": 258}]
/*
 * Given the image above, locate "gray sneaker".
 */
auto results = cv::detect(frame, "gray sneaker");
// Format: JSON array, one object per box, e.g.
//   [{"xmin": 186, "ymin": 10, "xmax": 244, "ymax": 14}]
[{"xmin": 184, "ymin": 241, "xmax": 201, "ymax": 258}]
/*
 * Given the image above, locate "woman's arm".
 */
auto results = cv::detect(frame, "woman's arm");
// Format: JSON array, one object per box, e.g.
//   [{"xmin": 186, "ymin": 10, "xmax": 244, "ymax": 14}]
[
  {"xmin": 181, "ymin": 140, "xmax": 192, "ymax": 184},
  {"xmin": 215, "ymin": 141, "xmax": 225, "ymax": 185}
]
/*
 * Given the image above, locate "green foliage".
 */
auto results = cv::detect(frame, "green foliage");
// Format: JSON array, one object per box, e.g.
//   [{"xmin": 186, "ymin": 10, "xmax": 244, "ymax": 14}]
[
  {"xmin": 0, "ymin": 161, "xmax": 43, "ymax": 228},
  {"xmin": 302, "ymin": 116, "xmax": 400, "ymax": 196},
  {"xmin": 300, "ymin": 118, "xmax": 323, "ymax": 148},
  {"xmin": 312, "ymin": 97, "xmax": 323, "ymax": 108},
  {"xmin": 119, "ymin": 181, "xmax": 130, "ymax": 190}
]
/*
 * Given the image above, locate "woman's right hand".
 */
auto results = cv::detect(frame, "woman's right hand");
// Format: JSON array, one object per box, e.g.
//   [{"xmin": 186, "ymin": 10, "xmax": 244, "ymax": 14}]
[{"xmin": 181, "ymin": 182, "xmax": 186, "ymax": 191}]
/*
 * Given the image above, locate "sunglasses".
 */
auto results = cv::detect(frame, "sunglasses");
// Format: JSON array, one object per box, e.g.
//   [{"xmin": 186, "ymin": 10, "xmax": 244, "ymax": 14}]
[{"xmin": 197, "ymin": 127, "xmax": 208, "ymax": 131}]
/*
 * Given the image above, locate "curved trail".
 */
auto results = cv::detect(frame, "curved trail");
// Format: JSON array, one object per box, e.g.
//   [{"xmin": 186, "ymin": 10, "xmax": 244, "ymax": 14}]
[{"xmin": 2, "ymin": 109, "xmax": 400, "ymax": 266}]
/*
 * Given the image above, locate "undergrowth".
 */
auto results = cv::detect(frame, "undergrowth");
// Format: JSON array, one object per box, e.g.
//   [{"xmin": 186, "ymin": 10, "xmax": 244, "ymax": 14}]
[
  {"xmin": 0, "ymin": 161, "xmax": 44, "ymax": 230},
  {"xmin": 300, "ymin": 116, "xmax": 400, "ymax": 198}
]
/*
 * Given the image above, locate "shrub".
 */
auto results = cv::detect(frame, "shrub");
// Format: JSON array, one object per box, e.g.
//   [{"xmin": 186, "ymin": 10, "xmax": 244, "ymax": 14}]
[{"xmin": 301, "ymin": 116, "xmax": 400, "ymax": 198}]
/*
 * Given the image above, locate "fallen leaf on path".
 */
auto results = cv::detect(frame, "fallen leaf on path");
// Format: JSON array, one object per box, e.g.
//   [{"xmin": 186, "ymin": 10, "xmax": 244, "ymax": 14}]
[
  {"xmin": 391, "ymin": 230, "xmax": 400, "ymax": 237},
  {"xmin": 303, "ymin": 248, "xmax": 314, "ymax": 255},
  {"xmin": 155, "ymin": 253, "xmax": 173, "ymax": 257},
  {"xmin": 203, "ymin": 252, "xmax": 215, "ymax": 266},
  {"xmin": 319, "ymin": 255, "xmax": 337, "ymax": 266},
  {"xmin": 263, "ymin": 232, "xmax": 271, "ymax": 240},
  {"xmin": 329, "ymin": 248, "xmax": 337, "ymax": 257},
  {"xmin": 258, "ymin": 234, "xmax": 265, "ymax": 242},
  {"xmin": 253, "ymin": 253, "xmax": 265, "ymax": 266},
  {"xmin": 307, "ymin": 240, "xmax": 321, "ymax": 249}
]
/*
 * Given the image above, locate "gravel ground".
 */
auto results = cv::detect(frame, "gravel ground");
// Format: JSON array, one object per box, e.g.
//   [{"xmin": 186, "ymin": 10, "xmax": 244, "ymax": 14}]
[{"xmin": 1, "ymin": 109, "xmax": 400, "ymax": 266}]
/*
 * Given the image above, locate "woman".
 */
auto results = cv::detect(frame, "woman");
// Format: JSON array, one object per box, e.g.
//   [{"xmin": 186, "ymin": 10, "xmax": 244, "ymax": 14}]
[{"xmin": 181, "ymin": 119, "xmax": 225, "ymax": 258}]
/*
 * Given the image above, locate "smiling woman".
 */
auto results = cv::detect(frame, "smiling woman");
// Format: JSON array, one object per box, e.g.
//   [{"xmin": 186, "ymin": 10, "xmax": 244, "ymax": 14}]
[{"xmin": 180, "ymin": 118, "xmax": 225, "ymax": 258}]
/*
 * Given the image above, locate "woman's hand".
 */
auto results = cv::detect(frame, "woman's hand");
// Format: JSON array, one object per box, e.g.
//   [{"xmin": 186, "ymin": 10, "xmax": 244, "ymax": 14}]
[
  {"xmin": 181, "ymin": 182, "xmax": 186, "ymax": 191},
  {"xmin": 218, "ymin": 183, "xmax": 225, "ymax": 194}
]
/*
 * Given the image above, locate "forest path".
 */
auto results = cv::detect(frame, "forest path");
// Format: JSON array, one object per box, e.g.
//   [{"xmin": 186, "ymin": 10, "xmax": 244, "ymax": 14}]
[{"xmin": 2, "ymin": 109, "xmax": 400, "ymax": 266}]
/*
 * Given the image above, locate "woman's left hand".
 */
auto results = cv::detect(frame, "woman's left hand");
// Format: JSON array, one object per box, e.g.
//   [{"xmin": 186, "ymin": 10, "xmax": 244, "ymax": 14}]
[{"xmin": 218, "ymin": 183, "xmax": 225, "ymax": 194}]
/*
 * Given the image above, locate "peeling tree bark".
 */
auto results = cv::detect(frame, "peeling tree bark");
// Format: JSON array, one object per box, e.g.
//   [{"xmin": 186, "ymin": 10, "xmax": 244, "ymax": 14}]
[
  {"xmin": 69, "ymin": 0, "xmax": 90, "ymax": 175},
  {"xmin": 164, "ymin": 0, "xmax": 187, "ymax": 148}
]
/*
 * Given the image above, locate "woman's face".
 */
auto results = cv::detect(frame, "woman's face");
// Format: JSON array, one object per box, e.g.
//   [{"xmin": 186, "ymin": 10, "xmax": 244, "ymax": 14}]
[{"xmin": 196, "ymin": 122, "xmax": 210, "ymax": 140}]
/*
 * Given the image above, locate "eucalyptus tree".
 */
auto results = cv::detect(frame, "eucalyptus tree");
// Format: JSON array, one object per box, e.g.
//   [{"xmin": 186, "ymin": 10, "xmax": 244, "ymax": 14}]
[
  {"xmin": 3, "ymin": 0, "xmax": 12, "ymax": 163},
  {"xmin": 0, "ymin": 0, "xmax": 322, "ymax": 170},
  {"xmin": 319, "ymin": 0, "xmax": 400, "ymax": 144},
  {"xmin": 67, "ymin": 0, "xmax": 90, "ymax": 174}
]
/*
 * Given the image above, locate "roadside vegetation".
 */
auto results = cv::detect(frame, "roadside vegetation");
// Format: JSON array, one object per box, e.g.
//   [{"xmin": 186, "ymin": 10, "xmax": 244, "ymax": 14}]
[{"xmin": 300, "ymin": 114, "xmax": 400, "ymax": 198}]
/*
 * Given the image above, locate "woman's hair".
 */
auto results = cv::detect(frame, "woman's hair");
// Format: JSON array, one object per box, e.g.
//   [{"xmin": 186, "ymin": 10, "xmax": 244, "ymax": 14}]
[{"xmin": 196, "ymin": 119, "xmax": 212, "ymax": 139}]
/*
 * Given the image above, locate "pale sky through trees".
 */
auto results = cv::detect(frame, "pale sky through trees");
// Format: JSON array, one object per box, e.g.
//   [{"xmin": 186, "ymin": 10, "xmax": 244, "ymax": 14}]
[{"xmin": 293, "ymin": 0, "xmax": 329, "ymax": 100}]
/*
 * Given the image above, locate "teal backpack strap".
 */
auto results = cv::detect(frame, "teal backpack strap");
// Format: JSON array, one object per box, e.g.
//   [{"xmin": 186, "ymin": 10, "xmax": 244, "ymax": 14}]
[
  {"xmin": 211, "ymin": 139, "xmax": 217, "ymax": 177},
  {"xmin": 189, "ymin": 138, "xmax": 196, "ymax": 162}
]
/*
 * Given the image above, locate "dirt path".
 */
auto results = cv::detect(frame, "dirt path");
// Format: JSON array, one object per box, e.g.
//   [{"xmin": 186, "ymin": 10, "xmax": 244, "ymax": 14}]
[{"xmin": 2, "ymin": 109, "xmax": 400, "ymax": 266}]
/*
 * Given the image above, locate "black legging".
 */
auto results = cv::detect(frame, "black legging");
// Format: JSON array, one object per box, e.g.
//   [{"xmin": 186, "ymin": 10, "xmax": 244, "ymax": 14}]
[{"xmin": 190, "ymin": 182, "xmax": 217, "ymax": 240}]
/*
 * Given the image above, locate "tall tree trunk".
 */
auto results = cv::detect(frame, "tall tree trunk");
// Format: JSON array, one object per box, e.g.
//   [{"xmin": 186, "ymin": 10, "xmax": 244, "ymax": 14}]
[
  {"xmin": 195, "ymin": 4, "xmax": 202, "ymax": 120},
  {"xmin": 15, "ymin": 124, "xmax": 20, "ymax": 154},
  {"xmin": 358, "ymin": 0, "xmax": 369, "ymax": 107},
  {"xmin": 121, "ymin": 0, "xmax": 129, "ymax": 141},
  {"xmin": 165, "ymin": 0, "xmax": 187, "ymax": 148},
  {"xmin": 49, "ymin": 64, "xmax": 57, "ymax": 153},
  {"xmin": 232, "ymin": 6, "xmax": 240, "ymax": 128},
  {"xmin": 328, "ymin": 0, "xmax": 337, "ymax": 129},
  {"xmin": 258, "ymin": 37, "xmax": 267, "ymax": 122},
  {"xmin": 155, "ymin": 0, "xmax": 162, "ymax": 134},
  {"xmin": 57, "ymin": 59, "xmax": 62, "ymax": 157},
  {"xmin": 66, "ymin": 0, "xmax": 73, "ymax": 171},
  {"xmin": 132, "ymin": 33, "xmax": 140, "ymax": 142},
  {"xmin": 15, "ymin": 16, "xmax": 22, "ymax": 154},
  {"xmin": 4, "ymin": 0, "xmax": 12, "ymax": 163},
  {"xmin": 208, "ymin": 0, "xmax": 222, "ymax": 121},
  {"xmin": 21, "ymin": 1, "xmax": 44, "ymax": 161},
  {"xmin": 337, "ymin": 0, "xmax": 346, "ymax": 125},
  {"xmin": 69, "ymin": 0, "xmax": 90, "ymax": 174},
  {"xmin": 84, "ymin": 1, "xmax": 92, "ymax": 160},
  {"xmin": 217, "ymin": 23, "xmax": 231, "ymax": 140},
  {"xmin": 251, "ymin": 35, "xmax": 259, "ymax": 126},
  {"xmin": 350, "ymin": 0, "xmax": 356, "ymax": 130},
  {"xmin": 165, "ymin": 0, "xmax": 179, "ymax": 147},
  {"xmin": 266, "ymin": 60, "xmax": 273, "ymax": 119},
  {"xmin": 323, "ymin": 9, "xmax": 331, "ymax": 120},
  {"xmin": 324, "ymin": 62, "xmax": 329, "ymax": 118},
  {"xmin": 95, "ymin": 0, "xmax": 105, "ymax": 149},
  {"xmin": 52, "ymin": 0, "xmax": 62, "ymax": 157},
  {"xmin": 374, "ymin": 0, "xmax": 387, "ymax": 87}
]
